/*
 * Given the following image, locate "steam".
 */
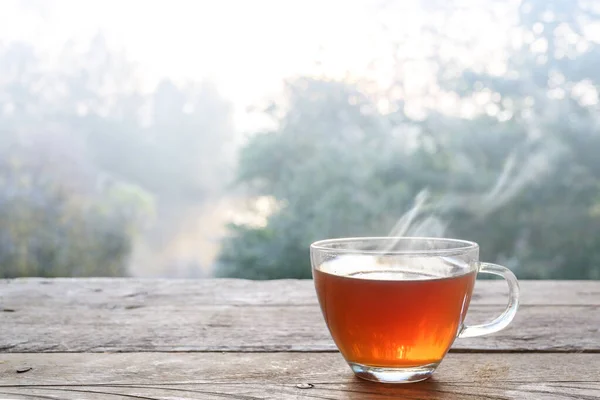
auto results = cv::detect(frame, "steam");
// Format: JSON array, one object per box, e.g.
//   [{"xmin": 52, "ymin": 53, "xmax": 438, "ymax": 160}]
[
  {"xmin": 468, "ymin": 140, "xmax": 560, "ymax": 217},
  {"xmin": 381, "ymin": 138, "xmax": 564, "ymax": 251}
]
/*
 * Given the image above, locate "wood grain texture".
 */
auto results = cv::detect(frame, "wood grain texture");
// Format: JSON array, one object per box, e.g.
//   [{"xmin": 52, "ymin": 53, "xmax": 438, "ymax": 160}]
[
  {"xmin": 0, "ymin": 353, "xmax": 598, "ymax": 399},
  {"xmin": 1, "ymin": 279, "xmax": 600, "ymax": 353},
  {"xmin": 1, "ymin": 279, "xmax": 599, "ymax": 399},
  {"xmin": 2, "ymin": 278, "xmax": 599, "ymax": 306}
]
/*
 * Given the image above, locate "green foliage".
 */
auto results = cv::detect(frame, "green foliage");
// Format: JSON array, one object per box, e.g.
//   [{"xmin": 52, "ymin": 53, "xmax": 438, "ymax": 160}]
[
  {"xmin": 217, "ymin": 79, "xmax": 416, "ymax": 279},
  {"xmin": 216, "ymin": 0, "xmax": 600, "ymax": 280},
  {"xmin": 0, "ymin": 142, "xmax": 152, "ymax": 278},
  {"xmin": 0, "ymin": 35, "xmax": 232, "ymax": 277}
]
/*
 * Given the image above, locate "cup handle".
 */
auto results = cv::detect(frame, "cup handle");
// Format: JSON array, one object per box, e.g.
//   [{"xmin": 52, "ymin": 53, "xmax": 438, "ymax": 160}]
[{"xmin": 458, "ymin": 262, "xmax": 520, "ymax": 338}]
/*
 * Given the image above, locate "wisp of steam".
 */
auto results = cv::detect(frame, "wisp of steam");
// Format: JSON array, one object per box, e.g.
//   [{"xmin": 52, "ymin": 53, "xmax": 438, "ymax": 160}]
[{"xmin": 379, "ymin": 138, "xmax": 564, "ymax": 253}]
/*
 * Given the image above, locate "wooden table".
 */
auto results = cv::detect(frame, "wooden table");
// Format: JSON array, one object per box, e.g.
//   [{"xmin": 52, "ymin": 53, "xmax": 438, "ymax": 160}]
[{"xmin": 1, "ymin": 279, "xmax": 599, "ymax": 399}]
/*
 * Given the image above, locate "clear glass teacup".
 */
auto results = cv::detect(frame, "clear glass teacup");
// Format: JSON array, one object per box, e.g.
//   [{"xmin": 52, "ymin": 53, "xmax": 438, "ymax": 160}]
[{"xmin": 311, "ymin": 237, "xmax": 519, "ymax": 383}]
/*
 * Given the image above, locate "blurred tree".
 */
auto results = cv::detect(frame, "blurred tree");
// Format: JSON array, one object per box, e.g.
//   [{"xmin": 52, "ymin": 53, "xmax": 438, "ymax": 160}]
[
  {"xmin": 217, "ymin": 79, "xmax": 413, "ymax": 279},
  {"xmin": 0, "ymin": 39, "xmax": 151, "ymax": 277},
  {"xmin": 434, "ymin": 0, "xmax": 600, "ymax": 279},
  {"xmin": 0, "ymin": 127, "xmax": 152, "ymax": 278},
  {"xmin": 216, "ymin": 0, "xmax": 600, "ymax": 279},
  {"xmin": 0, "ymin": 35, "xmax": 233, "ymax": 277}
]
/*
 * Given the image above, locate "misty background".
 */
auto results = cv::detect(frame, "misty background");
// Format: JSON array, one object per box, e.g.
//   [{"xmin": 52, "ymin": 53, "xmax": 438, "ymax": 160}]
[{"xmin": 1, "ymin": 0, "xmax": 599, "ymax": 279}]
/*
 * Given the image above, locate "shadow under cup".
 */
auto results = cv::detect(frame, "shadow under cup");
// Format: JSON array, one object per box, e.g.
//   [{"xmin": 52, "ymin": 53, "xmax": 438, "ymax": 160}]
[{"xmin": 310, "ymin": 237, "xmax": 519, "ymax": 384}]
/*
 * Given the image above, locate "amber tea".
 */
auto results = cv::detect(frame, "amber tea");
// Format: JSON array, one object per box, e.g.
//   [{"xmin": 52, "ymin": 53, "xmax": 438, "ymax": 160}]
[{"xmin": 314, "ymin": 267, "xmax": 476, "ymax": 368}]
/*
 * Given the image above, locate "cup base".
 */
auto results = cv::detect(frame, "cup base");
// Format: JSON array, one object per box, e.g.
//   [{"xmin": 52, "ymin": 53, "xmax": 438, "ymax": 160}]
[{"xmin": 349, "ymin": 362, "xmax": 438, "ymax": 384}]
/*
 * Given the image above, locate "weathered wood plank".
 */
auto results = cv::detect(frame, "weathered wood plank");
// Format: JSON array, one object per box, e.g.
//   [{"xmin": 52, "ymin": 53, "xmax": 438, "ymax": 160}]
[
  {"xmin": 3, "ymin": 384, "xmax": 598, "ymax": 400},
  {"xmin": 1, "ymin": 279, "xmax": 599, "ymax": 353},
  {"xmin": 0, "ymin": 353, "xmax": 598, "ymax": 399},
  {"xmin": 2, "ymin": 304, "xmax": 599, "ymax": 353},
  {"xmin": 2, "ymin": 278, "xmax": 599, "ymax": 306}
]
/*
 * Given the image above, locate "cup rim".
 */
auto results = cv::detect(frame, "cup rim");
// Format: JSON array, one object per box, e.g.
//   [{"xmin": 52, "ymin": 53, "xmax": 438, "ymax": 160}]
[{"xmin": 310, "ymin": 236, "xmax": 479, "ymax": 256}]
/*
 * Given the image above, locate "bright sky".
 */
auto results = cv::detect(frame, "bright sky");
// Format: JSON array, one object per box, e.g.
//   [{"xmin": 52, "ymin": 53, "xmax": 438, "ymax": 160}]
[
  {"xmin": 0, "ymin": 0, "xmax": 520, "ymax": 131},
  {"xmin": 0, "ymin": 0, "xmax": 395, "ymax": 130}
]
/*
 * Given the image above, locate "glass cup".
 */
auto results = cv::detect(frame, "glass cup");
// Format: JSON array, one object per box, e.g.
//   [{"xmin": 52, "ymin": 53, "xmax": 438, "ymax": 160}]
[{"xmin": 310, "ymin": 237, "xmax": 519, "ymax": 384}]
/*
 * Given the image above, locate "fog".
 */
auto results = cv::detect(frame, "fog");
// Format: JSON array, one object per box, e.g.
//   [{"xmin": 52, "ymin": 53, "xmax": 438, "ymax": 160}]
[{"xmin": 1, "ymin": 0, "xmax": 599, "ymax": 279}]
